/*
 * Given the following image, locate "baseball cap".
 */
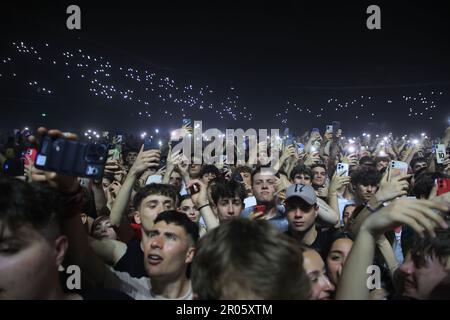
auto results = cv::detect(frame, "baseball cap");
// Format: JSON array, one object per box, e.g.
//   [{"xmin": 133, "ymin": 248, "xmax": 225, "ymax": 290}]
[{"xmin": 285, "ymin": 184, "xmax": 317, "ymax": 205}]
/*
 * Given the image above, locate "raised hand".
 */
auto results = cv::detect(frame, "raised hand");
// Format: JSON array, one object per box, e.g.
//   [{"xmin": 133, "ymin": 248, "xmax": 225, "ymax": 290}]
[
  {"xmin": 128, "ymin": 145, "xmax": 160, "ymax": 177},
  {"xmin": 362, "ymin": 198, "xmax": 449, "ymax": 238}
]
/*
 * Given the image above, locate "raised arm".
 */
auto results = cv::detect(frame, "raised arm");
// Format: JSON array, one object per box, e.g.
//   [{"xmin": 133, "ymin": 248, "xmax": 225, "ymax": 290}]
[
  {"xmin": 336, "ymin": 198, "xmax": 449, "ymax": 300},
  {"xmin": 109, "ymin": 146, "xmax": 160, "ymax": 226}
]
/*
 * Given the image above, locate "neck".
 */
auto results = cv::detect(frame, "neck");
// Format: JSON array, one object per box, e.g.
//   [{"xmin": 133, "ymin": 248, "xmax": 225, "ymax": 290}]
[
  {"xmin": 290, "ymin": 224, "xmax": 317, "ymax": 246},
  {"xmin": 150, "ymin": 272, "xmax": 191, "ymax": 299}
]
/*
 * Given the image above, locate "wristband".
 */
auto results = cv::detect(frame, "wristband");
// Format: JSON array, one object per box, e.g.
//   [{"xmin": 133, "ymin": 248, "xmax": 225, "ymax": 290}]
[{"xmin": 197, "ymin": 203, "xmax": 210, "ymax": 211}]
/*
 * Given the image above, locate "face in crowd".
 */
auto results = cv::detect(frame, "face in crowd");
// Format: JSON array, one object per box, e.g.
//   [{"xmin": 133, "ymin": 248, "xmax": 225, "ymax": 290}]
[
  {"xmin": 312, "ymin": 166, "xmax": 327, "ymax": 187},
  {"xmin": 292, "ymin": 173, "xmax": 312, "ymax": 186},
  {"xmin": 302, "ymin": 249, "xmax": 335, "ymax": 300},
  {"xmin": 91, "ymin": 217, "xmax": 117, "ymax": 241},
  {"xmin": 169, "ymin": 171, "xmax": 183, "ymax": 193},
  {"xmin": 126, "ymin": 151, "xmax": 138, "ymax": 167},
  {"xmin": 239, "ymin": 171, "xmax": 252, "ymax": 186},
  {"xmin": 141, "ymin": 220, "xmax": 195, "ymax": 281},
  {"xmin": 135, "ymin": 195, "xmax": 176, "ymax": 229},
  {"xmin": 397, "ymin": 251, "xmax": 449, "ymax": 300},
  {"xmin": 343, "ymin": 204, "xmax": 356, "ymax": 226},
  {"xmin": 179, "ymin": 198, "xmax": 200, "ymax": 224},
  {"xmin": 326, "ymin": 238, "xmax": 354, "ymax": 287},
  {"xmin": 0, "ymin": 221, "xmax": 68, "ymax": 299},
  {"xmin": 214, "ymin": 196, "xmax": 244, "ymax": 222},
  {"xmin": 252, "ymin": 171, "xmax": 277, "ymax": 203},
  {"xmin": 354, "ymin": 183, "xmax": 378, "ymax": 202},
  {"xmin": 285, "ymin": 197, "xmax": 318, "ymax": 233}
]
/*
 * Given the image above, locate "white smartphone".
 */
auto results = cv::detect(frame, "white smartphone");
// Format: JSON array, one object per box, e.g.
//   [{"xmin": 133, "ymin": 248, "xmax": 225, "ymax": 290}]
[
  {"xmin": 388, "ymin": 160, "xmax": 408, "ymax": 181},
  {"xmin": 326, "ymin": 125, "xmax": 333, "ymax": 134},
  {"xmin": 435, "ymin": 144, "xmax": 446, "ymax": 164},
  {"xmin": 336, "ymin": 163, "xmax": 349, "ymax": 177}
]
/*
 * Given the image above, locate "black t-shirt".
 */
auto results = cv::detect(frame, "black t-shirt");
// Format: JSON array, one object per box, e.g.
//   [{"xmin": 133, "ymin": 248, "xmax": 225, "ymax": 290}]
[
  {"xmin": 114, "ymin": 239, "xmax": 146, "ymax": 278},
  {"xmin": 285, "ymin": 227, "xmax": 332, "ymax": 258}
]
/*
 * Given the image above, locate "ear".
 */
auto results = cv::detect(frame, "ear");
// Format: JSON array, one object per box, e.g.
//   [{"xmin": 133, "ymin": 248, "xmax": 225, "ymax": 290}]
[
  {"xmin": 185, "ymin": 246, "xmax": 195, "ymax": 264},
  {"xmin": 54, "ymin": 235, "xmax": 69, "ymax": 268},
  {"xmin": 210, "ymin": 203, "xmax": 218, "ymax": 214},
  {"xmin": 133, "ymin": 211, "xmax": 141, "ymax": 224}
]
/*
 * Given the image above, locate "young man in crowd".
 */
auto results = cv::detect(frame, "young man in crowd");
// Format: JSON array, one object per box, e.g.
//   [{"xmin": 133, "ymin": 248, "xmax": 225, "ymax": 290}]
[
  {"xmin": 0, "ymin": 178, "xmax": 131, "ymax": 299},
  {"xmin": 336, "ymin": 197, "xmax": 450, "ymax": 300},
  {"xmin": 290, "ymin": 164, "xmax": 313, "ymax": 186},
  {"xmin": 191, "ymin": 218, "xmax": 311, "ymax": 299},
  {"xmin": 284, "ymin": 184, "xmax": 333, "ymax": 257}
]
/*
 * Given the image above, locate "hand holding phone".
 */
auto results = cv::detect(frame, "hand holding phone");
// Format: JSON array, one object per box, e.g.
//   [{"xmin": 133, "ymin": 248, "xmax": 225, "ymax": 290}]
[
  {"xmin": 435, "ymin": 144, "xmax": 446, "ymax": 164},
  {"xmin": 336, "ymin": 163, "xmax": 349, "ymax": 177},
  {"xmin": 35, "ymin": 136, "xmax": 108, "ymax": 180},
  {"xmin": 388, "ymin": 160, "xmax": 408, "ymax": 181}
]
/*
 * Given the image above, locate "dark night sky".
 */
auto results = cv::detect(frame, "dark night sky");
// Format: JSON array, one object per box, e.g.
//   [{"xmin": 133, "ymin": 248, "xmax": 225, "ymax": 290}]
[{"xmin": 1, "ymin": 0, "xmax": 449, "ymax": 137}]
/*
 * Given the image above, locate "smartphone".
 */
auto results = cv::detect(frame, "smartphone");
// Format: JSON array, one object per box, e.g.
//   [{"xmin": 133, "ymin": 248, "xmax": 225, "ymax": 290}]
[
  {"xmin": 297, "ymin": 143, "xmax": 304, "ymax": 154},
  {"xmin": 336, "ymin": 163, "xmax": 349, "ymax": 177},
  {"xmin": 22, "ymin": 147, "xmax": 37, "ymax": 167},
  {"xmin": 284, "ymin": 136, "xmax": 295, "ymax": 147},
  {"xmin": 326, "ymin": 125, "xmax": 333, "ymax": 134},
  {"xmin": 332, "ymin": 121, "xmax": 341, "ymax": 132},
  {"xmin": 189, "ymin": 182, "xmax": 200, "ymax": 195},
  {"xmin": 35, "ymin": 136, "xmax": 108, "ymax": 180},
  {"xmin": 143, "ymin": 136, "xmax": 160, "ymax": 151},
  {"xmin": 232, "ymin": 171, "xmax": 244, "ymax": 183},
  {"xmin": 182, "ymin": 118, "xmax": 192, "ymax": 128},
  {"xmin": 435, "ymin": 144, "xmax": 446, "ymax": 164},
  {"xmin": 283, "ymin": 128, "xmax": 289, "ymax": 138},
  {"xmin": 3, "ymin": 159, "xmax": 24, "ymax": 177},
  {"xmin": 436, "ymin": 178, "xmax": 450, "ymax": 196},
  {"xmin": 388, "ymin": 160, "xmax": 408, "ymax": 181}
]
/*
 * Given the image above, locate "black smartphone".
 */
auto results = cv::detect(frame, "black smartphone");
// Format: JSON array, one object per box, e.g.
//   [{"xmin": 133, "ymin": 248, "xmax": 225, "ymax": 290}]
[
  {"xmin": 189, "ymin": 183, "xmax": 200, "ymax": 195},
  {"xmin": 143, "ymin": 136, "xmax": 160, "ymax": 151},
  {"xmin": 3, "ymin": 159, "xmax": 24, "ymax": 177},
  {"xmin": 35, "ymin": 136, "xmax": 108, "ymax": 180},
  {"xmin": 232, "ymin": 172, "xmax": 244, "ymax": 183}
]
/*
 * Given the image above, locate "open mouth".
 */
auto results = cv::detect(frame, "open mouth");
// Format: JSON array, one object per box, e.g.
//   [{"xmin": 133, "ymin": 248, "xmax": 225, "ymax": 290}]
[{"xmin": 148, "ymin": 254, "xmax": 163, "ymax": 265}]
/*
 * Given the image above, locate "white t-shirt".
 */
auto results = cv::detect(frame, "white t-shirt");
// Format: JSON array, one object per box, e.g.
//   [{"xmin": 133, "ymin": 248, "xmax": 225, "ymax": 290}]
[{"xmin": 103, "ymin": 266, "xmax": 193, "ymax": 300}]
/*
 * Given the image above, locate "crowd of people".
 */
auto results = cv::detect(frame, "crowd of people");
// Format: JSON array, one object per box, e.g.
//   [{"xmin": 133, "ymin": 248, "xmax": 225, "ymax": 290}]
[{"xmin": 1, "ymin": 123, "xmax": 450, "ymax": 300}]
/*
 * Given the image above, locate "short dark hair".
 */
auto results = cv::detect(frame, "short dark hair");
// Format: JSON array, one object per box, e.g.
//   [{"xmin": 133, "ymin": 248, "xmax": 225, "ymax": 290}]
[
  {"xmin": 310, "ymin": 163, "xmax": 326, "ymax": 171},
  {"xmin": 359, "ymin": 156, "xmax": 375, "ymax": 166},
  {"xmin": 154, "ymin": 210, "xmax": 199, "ymax": 244},
  {"xmin": 210, "ymin": 179, "xmax": 247, "ymax": 205},
  {"xmin": 234, "ymin": 166, "xmax": 253, "ymax": 176},
  {"xmin": 192, "ymin": 218, "xmax": 311, "ymax": 299},
  {"xmin": 351, "ymin": 167, "xmax": 382, "ymax": 187},
  {"xmin": 0, "ymin": 178, "xmax": 63, "ymax": 241},
  {"xmin": 251, "ymin": 165, "xmax": 278, "ymax": 185},
  {"xmin": 199, "ymin": 165, "xmax": 220, "ymax": 179},
  {"xmin": 290, "ymin": 165, "xmax": 313, "ymax": 181},
  {"xmin": 133, "ymin": 183, "xmax": 179, "ymax": 209}
]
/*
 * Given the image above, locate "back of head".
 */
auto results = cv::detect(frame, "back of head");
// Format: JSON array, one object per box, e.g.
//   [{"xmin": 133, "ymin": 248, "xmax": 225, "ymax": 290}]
[
  {"xmin": 192, "ymin": 218, "xmax": 310, "ymax": 299},
  {"xmin": 0, "ymin": 177, "xmax": 63, "ymax": 241}
]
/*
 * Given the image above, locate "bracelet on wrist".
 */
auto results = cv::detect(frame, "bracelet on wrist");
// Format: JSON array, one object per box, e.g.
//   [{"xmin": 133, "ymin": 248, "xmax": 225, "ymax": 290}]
[{"xmin": 197, "ymin": 203, "xmax": 210, "ymax": 211}]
